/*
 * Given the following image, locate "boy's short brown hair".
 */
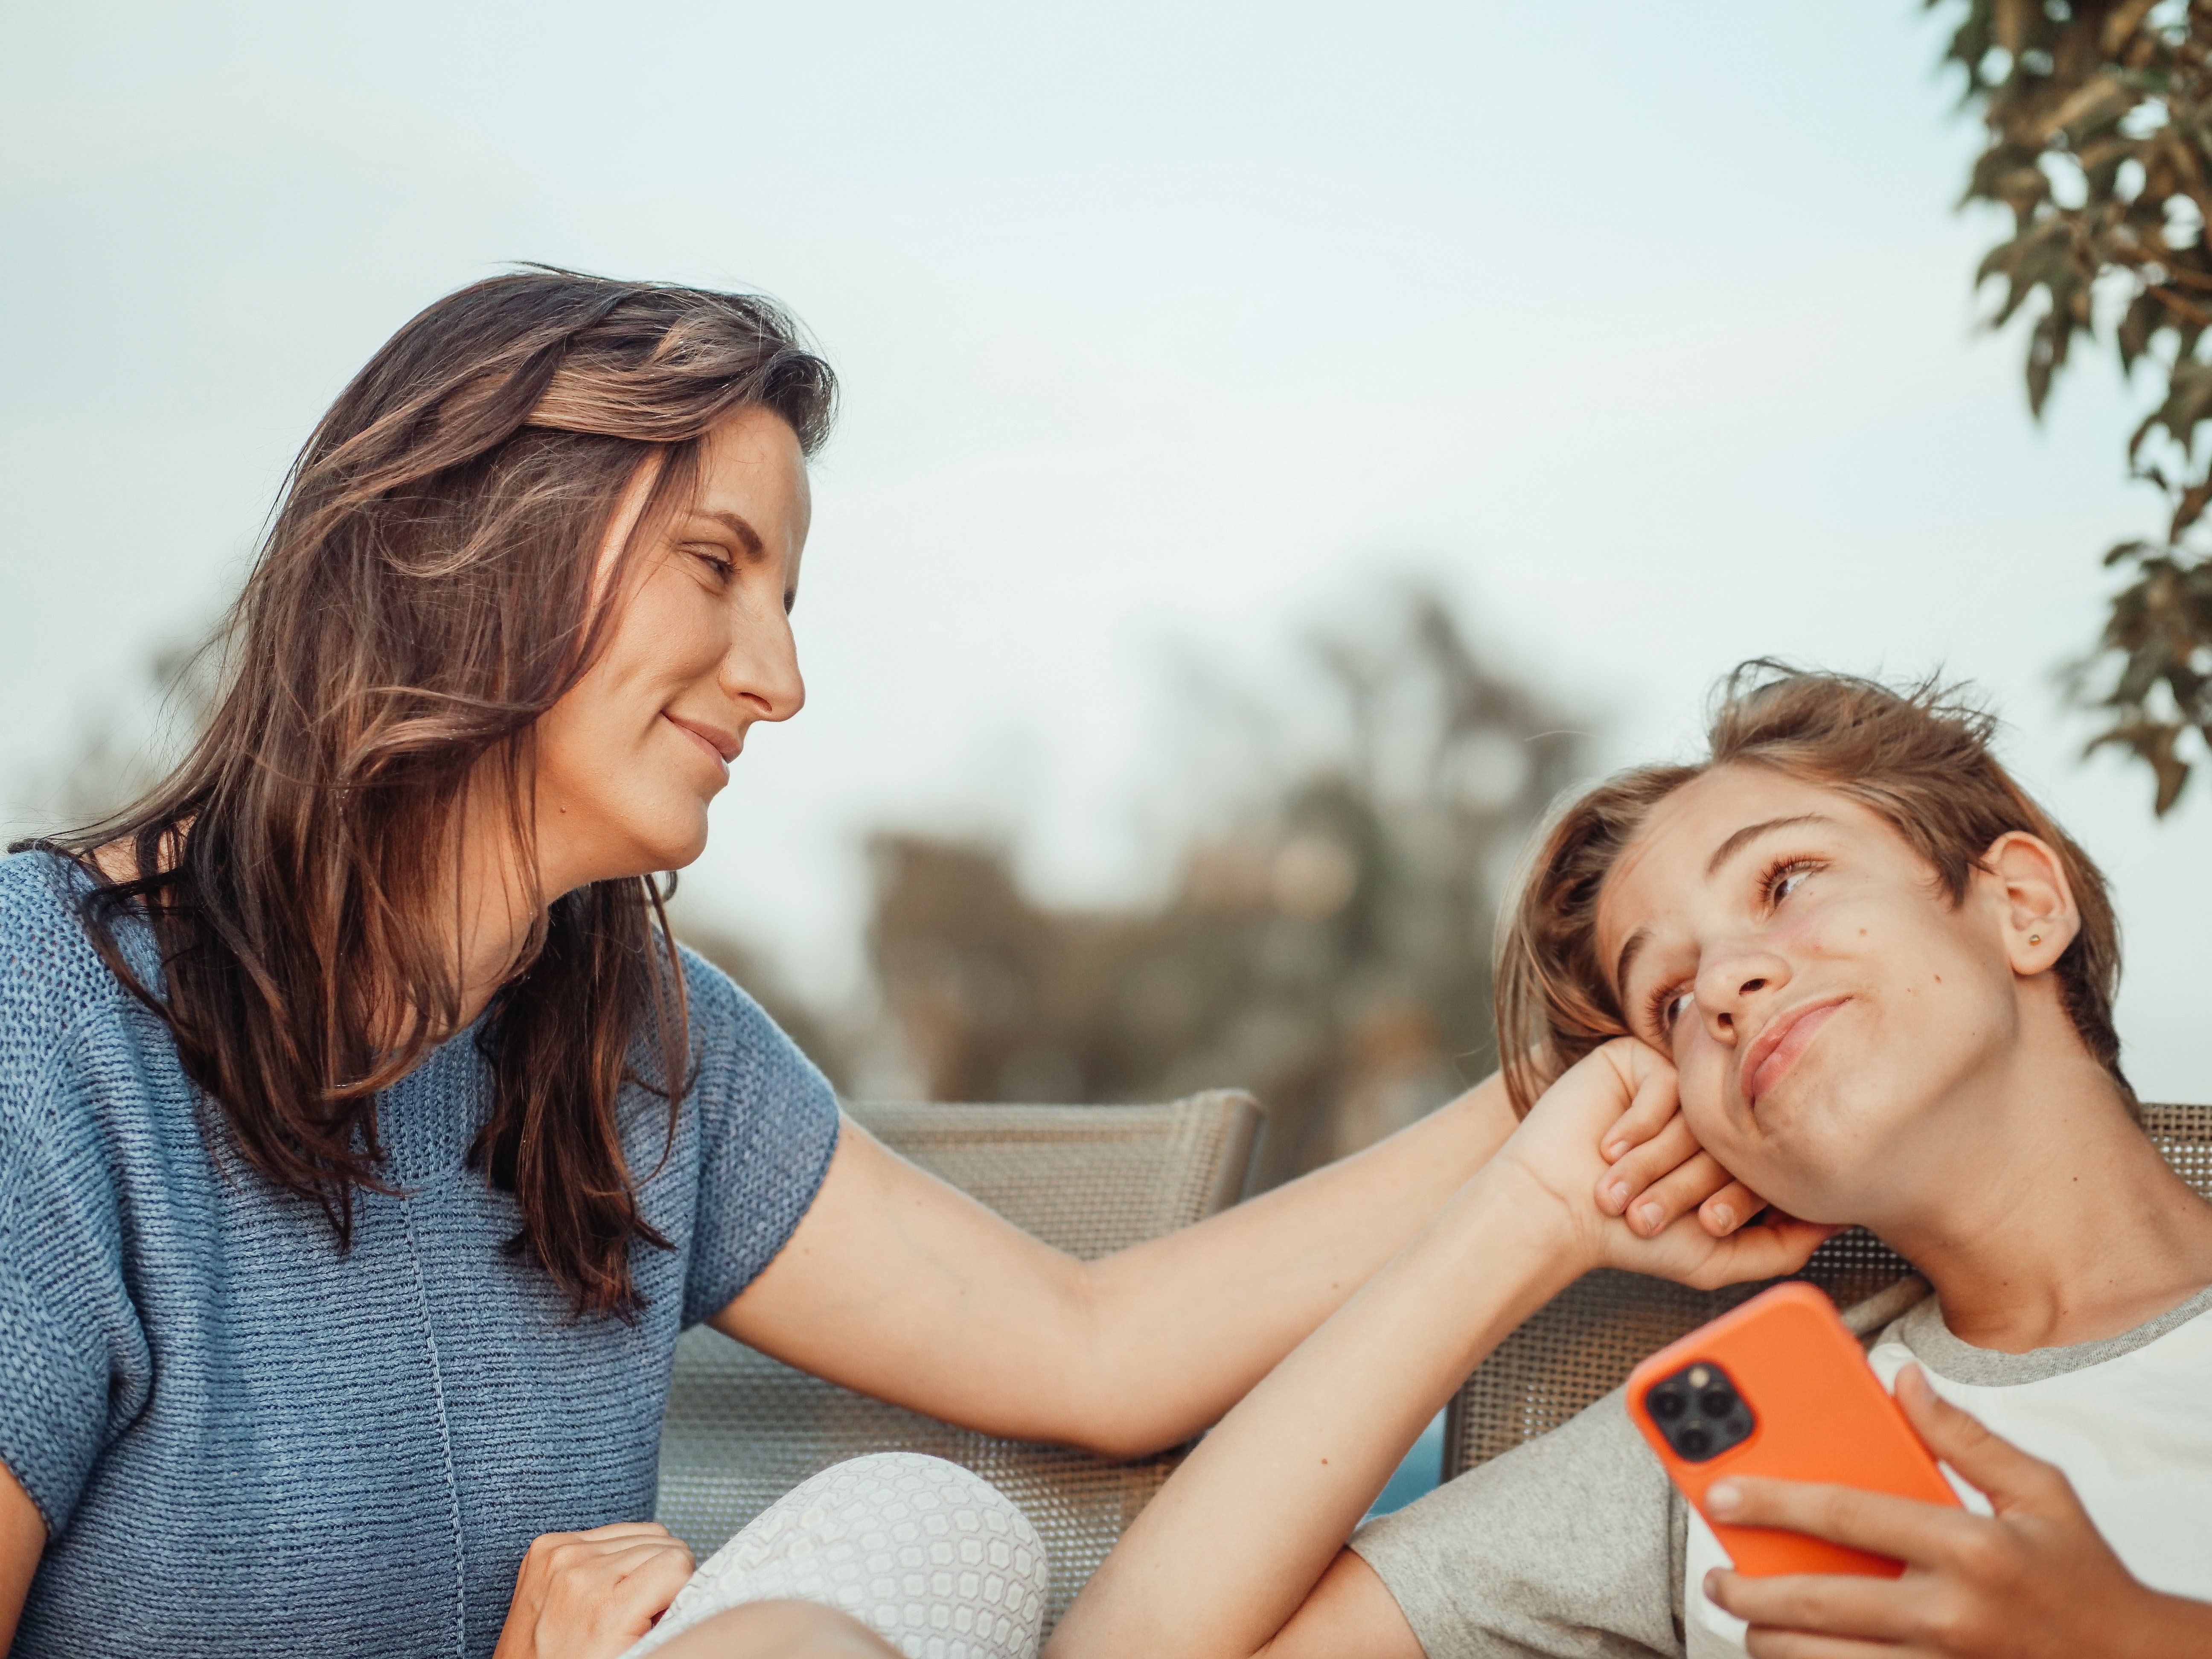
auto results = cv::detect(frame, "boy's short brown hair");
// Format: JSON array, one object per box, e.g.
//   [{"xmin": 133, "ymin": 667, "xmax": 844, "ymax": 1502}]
[{"xmin": 1494, "ymin": 663, "xmax": 2125, "ymax": 1115}]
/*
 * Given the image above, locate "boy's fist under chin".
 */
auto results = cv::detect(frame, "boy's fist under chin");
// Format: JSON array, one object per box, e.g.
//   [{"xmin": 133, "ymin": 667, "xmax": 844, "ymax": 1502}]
[{"xmin": 1499, "ymin": 1038, "xmax": 1837, "ymax": 1291}]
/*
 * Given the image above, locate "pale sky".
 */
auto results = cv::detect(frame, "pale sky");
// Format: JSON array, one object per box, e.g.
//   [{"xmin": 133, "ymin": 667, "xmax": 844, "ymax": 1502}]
[{"xmin": 4, "ymin": 1, "xmax": 2206, "ymax": 1100}]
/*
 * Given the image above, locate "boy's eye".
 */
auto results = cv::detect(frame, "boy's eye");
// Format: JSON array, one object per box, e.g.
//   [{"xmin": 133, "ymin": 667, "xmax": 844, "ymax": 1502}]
[{"xmin": 1762, "ymin": 857, "xmax": 1821, "ymax": 907}]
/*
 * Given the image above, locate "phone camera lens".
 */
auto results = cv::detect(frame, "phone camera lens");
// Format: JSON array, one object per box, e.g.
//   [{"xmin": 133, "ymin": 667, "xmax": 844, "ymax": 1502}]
[
  {"xmin": 1650, "ymin": 1388, "xmax": 1685, "ymax": 1420},
  {"xmin": 1699, "ymin": 1389, "xmax": 1737, "ymax": 1419},
  {"xmin": 1677, "ymin": 1425, "xmax": 1712, "ymax": 1457}
]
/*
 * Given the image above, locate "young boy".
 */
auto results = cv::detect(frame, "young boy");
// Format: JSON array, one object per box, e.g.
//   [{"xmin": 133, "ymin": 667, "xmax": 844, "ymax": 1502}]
[{"xmin": 1052, "ymin": 666, "xmax": 2212, "ymax": 1659}]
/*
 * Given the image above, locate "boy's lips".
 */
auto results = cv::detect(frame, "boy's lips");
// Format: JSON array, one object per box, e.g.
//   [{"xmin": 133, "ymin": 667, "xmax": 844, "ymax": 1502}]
[{"xmin": 1741, "ymin": 996, "xmax": 1848, "ymax": 1108}]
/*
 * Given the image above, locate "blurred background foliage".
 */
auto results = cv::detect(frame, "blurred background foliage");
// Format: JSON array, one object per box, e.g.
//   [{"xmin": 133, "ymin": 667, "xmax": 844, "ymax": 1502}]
[
  {"xmin": 29, "ymin": 584, "xmax": 1578, "ymax": 1190},
  {"xmin": 1935, "ymin": 0, "xmax": 2212, "ymax": 809},
  {"xmin": 856, "ymin": 591, "xmax": 1580, "ymax": 1189}
]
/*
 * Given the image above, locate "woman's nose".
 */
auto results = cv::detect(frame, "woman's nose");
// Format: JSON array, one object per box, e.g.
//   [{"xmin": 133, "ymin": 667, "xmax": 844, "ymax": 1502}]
[
  {"xmin": 1694, "ymin": 948, "xmax": 1791, "ymax": 1043},
  {"xmin": 722, "ymin": 612, "xmax": 805, "ymax": 724}
]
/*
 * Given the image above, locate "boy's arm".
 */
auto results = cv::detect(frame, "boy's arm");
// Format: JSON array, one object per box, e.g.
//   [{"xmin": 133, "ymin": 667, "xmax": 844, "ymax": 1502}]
[{"xmin": 1047, "ymin": 1040, "xmax": 1832, "ymax": 1659}]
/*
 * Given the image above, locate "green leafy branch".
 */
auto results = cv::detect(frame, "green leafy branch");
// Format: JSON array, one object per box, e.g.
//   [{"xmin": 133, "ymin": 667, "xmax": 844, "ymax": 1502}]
[{"xmin": 1934, "ymin": 0, "xmax": 2212, "ymax": 811}]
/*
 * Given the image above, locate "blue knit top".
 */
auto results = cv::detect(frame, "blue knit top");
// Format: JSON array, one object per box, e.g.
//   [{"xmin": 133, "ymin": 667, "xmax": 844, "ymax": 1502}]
[{"xmin": 0, "ymin": 850, "xmax": 842, "ymax": 1658}]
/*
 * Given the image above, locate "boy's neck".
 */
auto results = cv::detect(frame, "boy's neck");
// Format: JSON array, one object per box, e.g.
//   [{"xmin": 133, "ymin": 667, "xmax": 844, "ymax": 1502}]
[{"xmin": 1877, "ymin": 1052, "xmax": 2212, "ymax": 1353}]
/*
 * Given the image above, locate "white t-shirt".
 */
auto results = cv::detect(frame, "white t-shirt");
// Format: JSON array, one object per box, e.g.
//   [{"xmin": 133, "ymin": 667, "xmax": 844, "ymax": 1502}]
[{"xmin": 1685, "ymin": 1289, "xmax": 2212, "ymax": 1657}]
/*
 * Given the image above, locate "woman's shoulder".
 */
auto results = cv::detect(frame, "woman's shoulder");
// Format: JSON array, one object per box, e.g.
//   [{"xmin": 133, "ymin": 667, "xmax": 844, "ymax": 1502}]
[
  {"xmin": 674, "ymin": 943, "xmax": 802, "ymax": 1064},
  {"xmin": 0, "ymin": 848, "xmax": 128, "ymax": 1023},
  {"xmin": 670, "ymin": 942, "xmax": 839, "ymax": 1128}
]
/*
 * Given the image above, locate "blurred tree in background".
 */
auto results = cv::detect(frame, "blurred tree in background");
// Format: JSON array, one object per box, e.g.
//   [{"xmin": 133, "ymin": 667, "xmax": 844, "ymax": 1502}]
[
  {"xmin": 864, "ymin": 588, "xmax": 1581, "ymax": 1189},
  {"xmin": 1933, "ymin": 0, "xmax": 2212, "ymax": 811}
]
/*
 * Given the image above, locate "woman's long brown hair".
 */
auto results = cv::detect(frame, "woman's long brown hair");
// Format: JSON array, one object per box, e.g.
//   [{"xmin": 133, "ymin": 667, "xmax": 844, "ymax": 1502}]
[{"xmin": 19, "ymin": 270, "xmax": 836, "ymax": 1318}]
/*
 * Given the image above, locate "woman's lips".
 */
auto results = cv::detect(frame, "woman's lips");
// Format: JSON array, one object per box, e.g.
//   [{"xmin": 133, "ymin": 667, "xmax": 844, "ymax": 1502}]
[
  {"xmin": 1743, "ymin": 997, "xmax": 1848, "ymax": 1108},
  {"xmin": 665, "ymin": 713, "xmax": 736, "ymax": 772}
]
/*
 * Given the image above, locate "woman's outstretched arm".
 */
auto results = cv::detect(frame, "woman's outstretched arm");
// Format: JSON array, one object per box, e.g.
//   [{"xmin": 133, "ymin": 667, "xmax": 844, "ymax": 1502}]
[
  {"xmin": 712, "ymin": 1065, "xmax": 1743, "ymax": 1459},
  {"xmin": 0, "ymin": 1460, "xmax": 42, "ymax": 1656},
  {"xmin": 1044, "ymin": 1042, "xmax": 1835, "ymax": 1659}
]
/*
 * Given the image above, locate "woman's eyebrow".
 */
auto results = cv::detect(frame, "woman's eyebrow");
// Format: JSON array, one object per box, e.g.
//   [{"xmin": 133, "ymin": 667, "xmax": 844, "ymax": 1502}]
[
  {"xmin": 1702, "ymin": 813, "xmax": 1836, "ymax": 879},
  {"xmin": 693, "ymin": 509, "xmax": 765, "ymax": 559}
]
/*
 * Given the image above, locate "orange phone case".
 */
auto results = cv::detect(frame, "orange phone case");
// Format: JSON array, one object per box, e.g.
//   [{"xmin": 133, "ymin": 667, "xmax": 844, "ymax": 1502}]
[{"xmin": 1624, "ymin": 1282, "xmax": 1959, "ymax": 1578}]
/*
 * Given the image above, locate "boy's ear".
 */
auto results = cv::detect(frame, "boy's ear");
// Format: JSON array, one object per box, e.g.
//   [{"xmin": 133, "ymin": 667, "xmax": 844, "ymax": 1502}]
[{"xmin": 1982, "ymin": 832, "xmax": 2077, "ymax": 976}]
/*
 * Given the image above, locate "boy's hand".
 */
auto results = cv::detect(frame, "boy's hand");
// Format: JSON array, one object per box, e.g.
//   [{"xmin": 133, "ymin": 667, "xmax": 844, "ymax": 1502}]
[
  {"xmin": 1495, "ymin": 1039, "xmax": 1836, "ymax": 1289},
  {"xmin": 1704, "ymin": 1363, "xmax": 2212, "ymax": 1656},
  {"xmin": 1590, "ymin": 1059, "xmax": 1771, "ymax": 1241}
]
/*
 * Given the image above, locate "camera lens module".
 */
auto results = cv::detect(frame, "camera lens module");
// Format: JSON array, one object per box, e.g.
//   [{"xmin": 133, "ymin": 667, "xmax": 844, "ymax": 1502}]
[{"xmin": 1643, "ymin": 1360, "xmax": 1755, "ymax": 1463}]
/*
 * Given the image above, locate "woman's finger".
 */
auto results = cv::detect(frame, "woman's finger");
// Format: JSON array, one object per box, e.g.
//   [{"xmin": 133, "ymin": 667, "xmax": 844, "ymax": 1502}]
[
  {"xmin": 604, "ymin": 1539, "xmax": 696, "ymax": 1605},
  {"xmin": 571, "ymin": 1521, "xmax": 678, "ymax": 1543},
  {"xmin": 1597, "ymin": 1116, "xmax": 1702, "ymax": 1216},
  {"xmin": 1697, "ymin": 1179, "xmax": 1767, "ymax": 1237},
  {"xmin": 1599, "ymin": 1063, "xmax": 1680, "ymax": 1162}
]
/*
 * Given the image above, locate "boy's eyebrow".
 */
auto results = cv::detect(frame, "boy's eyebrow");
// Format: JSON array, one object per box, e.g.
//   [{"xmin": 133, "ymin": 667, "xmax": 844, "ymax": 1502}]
[
  {"xmin": 1613, "ymin": 927, "xmax": 1653, "ymax": 1007},
  {"xmin": 1703, "ymin": 813, "xmax": 1836, "ymax": 878}
]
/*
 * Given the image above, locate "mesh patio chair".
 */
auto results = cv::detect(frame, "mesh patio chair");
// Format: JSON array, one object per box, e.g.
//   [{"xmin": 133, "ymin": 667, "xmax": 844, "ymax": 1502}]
[
  {"xmin": 1445, "ymin": 1100, "xmax": 2212, "ymax": 1481},
  {"xmin": 655, "ymin": 1091, "xmax": 1262, "ymax": 1630}
]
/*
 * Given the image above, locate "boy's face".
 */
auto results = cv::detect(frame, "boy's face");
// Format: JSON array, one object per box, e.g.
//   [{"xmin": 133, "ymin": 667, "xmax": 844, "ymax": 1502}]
[{"xmin": 1592, "ymin": 765, "xmax": 2042, "ymax": 1224}]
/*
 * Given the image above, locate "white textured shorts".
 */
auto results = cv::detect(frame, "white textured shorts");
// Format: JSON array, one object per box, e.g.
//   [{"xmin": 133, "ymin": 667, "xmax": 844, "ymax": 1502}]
[{"xmin": 622, "ymin": 1452, "xmax": 1050, "ymax": 1659}]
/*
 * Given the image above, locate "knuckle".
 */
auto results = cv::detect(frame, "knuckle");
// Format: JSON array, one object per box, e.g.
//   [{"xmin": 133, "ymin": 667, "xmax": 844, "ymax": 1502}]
[
  {"xmin": 1907, "ymin": 1585, "xmax": 1970, "ymax": 1647},
  {"xmin": 1947, "ymin": 1523, "xmax": 2018, "ymax": 1585}
]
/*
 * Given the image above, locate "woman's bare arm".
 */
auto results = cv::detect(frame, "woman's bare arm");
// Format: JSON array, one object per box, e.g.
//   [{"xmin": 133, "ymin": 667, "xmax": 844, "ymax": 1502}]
[
  {"xmin": 713, "ymin": 1076, "xmax": 1531, "ymax": 1456},
  {"xmin": 0, "ymin": 1460, "xmax": 44, "ymax": 1655},
  {"xmin": 714, "ymin": 1066, "xmax": 1752, "ymax": 1458}
]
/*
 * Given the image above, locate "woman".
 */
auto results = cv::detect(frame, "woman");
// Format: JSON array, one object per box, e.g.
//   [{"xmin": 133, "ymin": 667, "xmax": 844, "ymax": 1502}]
[
  {"xmin": 0, "ymin": 271, "xmax": 1748, "ymax": 1659},
  {"xmin": 1052, "ymin": 666, "xmax": 2212, "ymax": 1659}
]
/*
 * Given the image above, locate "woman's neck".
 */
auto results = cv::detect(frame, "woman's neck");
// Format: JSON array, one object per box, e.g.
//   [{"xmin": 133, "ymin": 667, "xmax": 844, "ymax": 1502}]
[{"xmin": 1875, "ymin": 1051, "xmax": 2212, "ymax": 1353}]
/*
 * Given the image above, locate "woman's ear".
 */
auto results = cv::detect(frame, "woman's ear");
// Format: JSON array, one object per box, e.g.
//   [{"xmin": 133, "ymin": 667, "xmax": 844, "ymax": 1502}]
[{"xmin": 1982, "ymin": 831, "xmax": 2078, "ymax": 976}]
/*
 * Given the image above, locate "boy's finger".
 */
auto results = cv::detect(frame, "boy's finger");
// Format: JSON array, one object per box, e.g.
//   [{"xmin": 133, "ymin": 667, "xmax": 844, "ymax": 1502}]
[
  {"xmin": 1892, "ymin": 1363, "xmax": 2067, "ymax": 1513},
  {"xmin": 1697, "ymin": 1179, "xmax": 1765, "ymax": 1236},
  {"xmin": 1624, "ymin": 1149, "xmax": 1729, "ymax": 1235},
  {"xmin": 1600, "ymin": 1064, "xmax": 1680, "ymax": 1162},
  {"xmin": 1703, "ymin": 1474, "xmax": 1972, "ymax": 1567},
  {"xmin": 1598, "ymin": 1117, "xmax": 1702, "ymax": 1214},
  {"xmin": 1690, "ymin": 1216, "xmax": 1843, "ymax": 1286},
  {"xmin": 1704, "ymin": 1565, "xmax": 1921, "ymax": 1643}
]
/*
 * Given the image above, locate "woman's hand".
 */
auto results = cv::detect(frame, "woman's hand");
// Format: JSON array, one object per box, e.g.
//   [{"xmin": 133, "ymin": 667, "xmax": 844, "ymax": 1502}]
[
  {"xmin": 1493, "ymin": 1038, "xmax": 1836, "ymax": 1290},
  {"xmin": 492, "ymin": 1521, "xmax": 696, "ymax": 1659},
  {"xmin": 1704, "ymin": 1363, "xmax": 2212, "ymax": 1656}
]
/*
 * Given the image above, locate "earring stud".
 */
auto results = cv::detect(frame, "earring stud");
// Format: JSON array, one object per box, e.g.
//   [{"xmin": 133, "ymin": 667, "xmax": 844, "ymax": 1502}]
[{"xmin": 2029, "ymin": 933, "xmax": 2042, "ymax": 945}]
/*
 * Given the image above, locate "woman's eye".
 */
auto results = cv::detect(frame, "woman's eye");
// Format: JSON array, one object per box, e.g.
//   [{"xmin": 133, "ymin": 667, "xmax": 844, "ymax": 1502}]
[
  {"xmin": 692, "ymin": 548, "xmax": 736, "ymax": 581},
  {"xmin": 1653, "ymin": 986, "xmax": 1694, "ymax": 1035}
]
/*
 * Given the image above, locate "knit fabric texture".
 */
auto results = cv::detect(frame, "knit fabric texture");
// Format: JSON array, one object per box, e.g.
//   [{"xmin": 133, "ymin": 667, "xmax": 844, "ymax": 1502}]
[{"xmin": 0, "ymin": 850, "xmax": 841, "ymax": 1658}]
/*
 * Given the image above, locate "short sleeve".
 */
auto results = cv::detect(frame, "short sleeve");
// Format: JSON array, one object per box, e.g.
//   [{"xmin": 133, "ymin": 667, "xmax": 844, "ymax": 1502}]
[
  {"xmin": 1349, "ymin": 1388, "xmax": 1684, "ymax": 1659},
  {"xmin": 677, "ymin": 949, "xmax": 842, "ymax": 1328},
  {"xmin": 0, "ymin": 1058, "xmax": 147, "ymax": 1537}
]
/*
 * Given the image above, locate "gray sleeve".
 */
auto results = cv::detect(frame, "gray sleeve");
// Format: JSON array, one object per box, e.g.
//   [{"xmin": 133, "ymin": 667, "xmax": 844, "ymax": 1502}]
[{"xmin": 1348, "ymin": 1389, "xmax": 1686, "ymax": 1659}]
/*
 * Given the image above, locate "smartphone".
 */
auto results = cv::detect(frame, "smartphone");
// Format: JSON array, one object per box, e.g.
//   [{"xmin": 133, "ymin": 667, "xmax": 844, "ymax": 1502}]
[{"xmin": 1624, "ymin": 1281, "xmax": 1960, "ymax": 1577}]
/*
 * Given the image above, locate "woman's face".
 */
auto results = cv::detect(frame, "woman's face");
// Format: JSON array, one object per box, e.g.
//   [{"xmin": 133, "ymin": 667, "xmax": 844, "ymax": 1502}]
[
  {"xmin": 1592, "ymin": 765, "xmax": 2069, "ymax": 1225},
  {"xmin": 532, "ymin": 406, "xmax": 810, "ymax": 891}
]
